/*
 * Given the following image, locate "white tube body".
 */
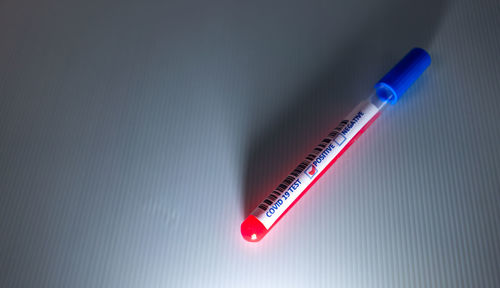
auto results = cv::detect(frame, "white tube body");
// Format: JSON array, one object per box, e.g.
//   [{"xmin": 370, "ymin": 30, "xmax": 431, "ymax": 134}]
[{"xmin": 251, "ymin": 93, "xmax": 389, "ymax": 229}]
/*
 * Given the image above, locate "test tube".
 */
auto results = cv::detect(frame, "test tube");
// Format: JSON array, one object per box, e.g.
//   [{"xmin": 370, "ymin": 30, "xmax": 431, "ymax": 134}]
[{"xmin": 241, "ymin": 48, "xmax": 431, "ymax": 242}]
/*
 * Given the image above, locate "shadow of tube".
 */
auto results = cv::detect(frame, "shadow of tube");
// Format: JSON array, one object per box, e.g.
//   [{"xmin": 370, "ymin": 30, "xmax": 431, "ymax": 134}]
[{"xmin": 241, "ymin": 0, "xmax": 448, "ymax": 218}]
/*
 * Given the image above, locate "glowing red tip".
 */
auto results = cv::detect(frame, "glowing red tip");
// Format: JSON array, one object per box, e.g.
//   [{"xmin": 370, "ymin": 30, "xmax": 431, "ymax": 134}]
[{"xmin": 241, "ymin": 215, "xmax": 268, "ymax": 242}]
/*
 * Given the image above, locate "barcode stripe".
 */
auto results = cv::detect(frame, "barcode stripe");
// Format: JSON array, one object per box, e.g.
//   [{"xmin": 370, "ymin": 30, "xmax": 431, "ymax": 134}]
[{"xmin": 257, "ymin": 118, "xmax": 351, "ymax": 211}]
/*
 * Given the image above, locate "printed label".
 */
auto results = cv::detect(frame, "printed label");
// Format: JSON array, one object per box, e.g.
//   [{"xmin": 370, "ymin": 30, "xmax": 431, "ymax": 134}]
[{"xmin": 251, "ymin": 101, "xmax": 379, "ymax": 229}]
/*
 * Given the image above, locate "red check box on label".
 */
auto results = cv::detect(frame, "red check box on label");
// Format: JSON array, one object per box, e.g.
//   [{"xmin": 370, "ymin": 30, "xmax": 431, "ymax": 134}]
[{"xmin": 305, "ymin": 164, "xmax": 317, "ymax": 179}]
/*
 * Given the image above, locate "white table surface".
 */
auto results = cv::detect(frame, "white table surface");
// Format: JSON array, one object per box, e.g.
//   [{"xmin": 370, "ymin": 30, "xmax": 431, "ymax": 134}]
[{"xmin": 1, "ymin": 0, "xmax": 499, "ymax": 287}]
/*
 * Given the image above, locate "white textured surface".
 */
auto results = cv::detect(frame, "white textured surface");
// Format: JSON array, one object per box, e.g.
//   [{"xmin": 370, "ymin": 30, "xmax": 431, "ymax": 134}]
[{"xmin": 1, "ymin": 0, "xmax": 499, "ymax": 287}]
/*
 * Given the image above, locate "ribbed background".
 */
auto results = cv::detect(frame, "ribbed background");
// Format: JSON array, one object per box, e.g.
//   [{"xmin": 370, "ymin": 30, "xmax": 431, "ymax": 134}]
[{"xmin": 1, "ymin": 0, "xmax": 499, "ymax": 287}]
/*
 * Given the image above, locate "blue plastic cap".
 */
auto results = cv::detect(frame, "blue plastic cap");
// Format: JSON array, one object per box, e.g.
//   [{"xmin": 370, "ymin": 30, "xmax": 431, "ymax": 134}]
[{"xmin": 375, "ymin": 47, "xmax": 431, "ymax": 104}]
